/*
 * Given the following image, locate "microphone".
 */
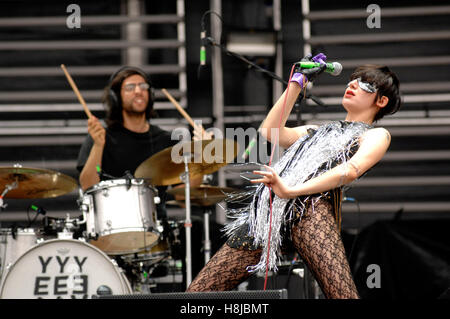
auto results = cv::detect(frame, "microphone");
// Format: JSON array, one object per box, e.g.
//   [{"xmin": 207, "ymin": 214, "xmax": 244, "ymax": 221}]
[
  {"xmin": 242, "ymin": 136, "xmax": 257, "ymax": 160},
  {"xmin": 30, "ymin": 204, "xmax": 46, "ymax": 215},
  {"xmin": 200, "ymin": 30, "xmax": 206, "ymax": 66},
  {"xmin": 296, "ymin": 61, "xmax": 343, "ymax": 76},
  {"xmin": 198, "ymin": 30, "xmax": 207, "ymax": 80}
]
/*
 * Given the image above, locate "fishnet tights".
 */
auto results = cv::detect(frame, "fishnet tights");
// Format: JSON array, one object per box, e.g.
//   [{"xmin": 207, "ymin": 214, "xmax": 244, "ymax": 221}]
[{"xmin": 186, "ymin": 199, "xmax": 359, "ymax": 299}]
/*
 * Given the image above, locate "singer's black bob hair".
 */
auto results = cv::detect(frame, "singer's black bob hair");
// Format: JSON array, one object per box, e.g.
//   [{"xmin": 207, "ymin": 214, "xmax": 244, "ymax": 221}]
[{"xmin": 350, "ymin": 65, "xmax": 401, "ymax": 122}]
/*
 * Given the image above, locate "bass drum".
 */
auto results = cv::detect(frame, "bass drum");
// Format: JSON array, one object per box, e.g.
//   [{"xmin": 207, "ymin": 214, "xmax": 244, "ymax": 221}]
[
  {"xmin": 0, "ymin": 228, "xmax": 38, "ymax": 281},
  {"xmin": 0, "ymin": 239, "xmax": 132, "ymax": 299}
]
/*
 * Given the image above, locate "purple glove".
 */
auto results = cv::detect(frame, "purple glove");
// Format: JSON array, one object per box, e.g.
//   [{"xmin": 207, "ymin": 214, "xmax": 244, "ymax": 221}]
[
  {"xmin": 290, "ymin": 53, "xmax": 328, "ymax": 86},
  {"xmin": 290, "ymin": 73, "xmax": 307, "ymax": 88},
  {"xmin": 312, "ymin": 52, "xmax": 327, "ymax": 65}
]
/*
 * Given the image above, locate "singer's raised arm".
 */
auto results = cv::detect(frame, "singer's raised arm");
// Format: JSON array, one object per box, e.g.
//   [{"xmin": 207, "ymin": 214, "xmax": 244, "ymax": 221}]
[{"xmin": 260, "ymin": 81, "xmax": 320, "ymax": 149}]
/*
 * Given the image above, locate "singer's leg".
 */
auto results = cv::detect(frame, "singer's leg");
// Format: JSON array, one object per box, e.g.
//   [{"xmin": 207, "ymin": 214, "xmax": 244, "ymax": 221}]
[
  {"xmin": 186, "ymin": 243, "xmax": 261, "ymax": 291},
  {"xmin": 291, "ymin": 199, "xmax": 359, "ymax": 299}
]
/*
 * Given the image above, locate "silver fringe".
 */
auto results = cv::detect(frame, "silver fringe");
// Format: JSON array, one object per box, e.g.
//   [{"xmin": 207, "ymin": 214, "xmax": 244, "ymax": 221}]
[{"xmin": 223, "ymin": 121, "xmax": 372, "ymax": 273}]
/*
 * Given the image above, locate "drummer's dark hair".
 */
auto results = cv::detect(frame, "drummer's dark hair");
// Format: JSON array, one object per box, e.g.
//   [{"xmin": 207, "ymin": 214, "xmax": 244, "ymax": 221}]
[{"xmin": 102, "ymin": 66, "xmax": 157, "ymax": 129}]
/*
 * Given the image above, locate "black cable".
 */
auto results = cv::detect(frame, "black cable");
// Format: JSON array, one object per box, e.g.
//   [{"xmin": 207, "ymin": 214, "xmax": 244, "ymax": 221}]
[
  {"xmin": 26, "ymin": 206, "xmax": 40, "ymax": 228},
  {"xmin": 284, "ymin": 254, "xmax": 298, "ymax": 290},
  {"xmin": 200, "ymin": 10, "xmax": 224, "ymax": 40}
]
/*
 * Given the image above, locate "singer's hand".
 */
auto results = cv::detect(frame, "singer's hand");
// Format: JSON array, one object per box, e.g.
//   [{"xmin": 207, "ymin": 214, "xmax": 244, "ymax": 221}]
[
  {"xmin": 87, "ymin": 116, "xmax": 106, "ymax": 147},
  {"xmin": 251, "ymin": 165, "xmax": 294, "ymax": 199},
  {"xmin": 294, "ymin": 53, "xmax": 327, "ymax": 82}
]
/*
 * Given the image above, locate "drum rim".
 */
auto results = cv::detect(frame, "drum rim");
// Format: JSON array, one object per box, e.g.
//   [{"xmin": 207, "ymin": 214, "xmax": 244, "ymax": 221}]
[
  {"xmin": 0, "ymin": 228, "xmax": 37, "ymax": 235},
  {"xmin": 84, "ymin": 178, "xmax": 155, "ymax": 193}
]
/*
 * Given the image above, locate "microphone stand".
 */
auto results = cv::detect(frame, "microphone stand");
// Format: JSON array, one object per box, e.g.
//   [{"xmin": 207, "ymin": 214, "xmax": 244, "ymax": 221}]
[{"xmin": 202, "ymin": 36, "xmax": 325, "ymax": 128}]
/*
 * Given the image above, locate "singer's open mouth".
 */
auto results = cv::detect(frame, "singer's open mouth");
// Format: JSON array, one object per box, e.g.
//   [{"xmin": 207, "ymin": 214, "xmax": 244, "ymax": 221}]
[{"xmin": 345, "ymin": 90, "xmax": 355, "ymax": 97}]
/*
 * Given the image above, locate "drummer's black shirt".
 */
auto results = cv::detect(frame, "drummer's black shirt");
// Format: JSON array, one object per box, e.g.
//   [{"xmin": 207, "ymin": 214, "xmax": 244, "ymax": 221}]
[{"xmin": 76, "ymin": 124, "xmax": 179, "ymax": 219}]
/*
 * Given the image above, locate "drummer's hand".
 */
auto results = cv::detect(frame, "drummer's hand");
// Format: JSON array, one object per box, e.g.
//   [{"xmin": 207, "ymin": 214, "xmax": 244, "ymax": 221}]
[
  {"xmin": 87, "ymin": 116, "xmax": 106, "ymax": 147},
  {"xmin": 193, "ymin": 124, "xmax": 214, "ymax": 141},
  {"xmin": 251, "ymin": 165, "xmax": 294, "ymax": 199}
]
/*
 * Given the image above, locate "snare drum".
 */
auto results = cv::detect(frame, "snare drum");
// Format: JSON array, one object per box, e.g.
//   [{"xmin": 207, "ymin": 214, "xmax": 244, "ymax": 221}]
[
  {"xmin": 82, "ymin": 179, "xmax": 160, "ymax": 255},
  {"xmin": 0, "ymin": 228, "xmax": 38, "ymax": 280},
  {"xmin": 0, "ymin": 239, "xmax": 132, "ymax": 299}
]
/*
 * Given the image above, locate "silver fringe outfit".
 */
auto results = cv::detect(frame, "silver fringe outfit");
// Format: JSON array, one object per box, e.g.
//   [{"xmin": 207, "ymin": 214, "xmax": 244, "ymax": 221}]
[{"xmin": 224, "ymin": 120, "xmax": 373, "ymax": 273}]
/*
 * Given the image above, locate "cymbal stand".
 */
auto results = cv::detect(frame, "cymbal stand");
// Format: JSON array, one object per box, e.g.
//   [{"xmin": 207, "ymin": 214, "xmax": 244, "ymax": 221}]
[
  {"xmin": 180, "ymin": 154, "xmax": 192, "ymax": 289},
  {"xmin": 0, "ymin": 180, "xmax": 18, "ymax": 210},
  {"xmin": 203, "ymin": 207, "xmax": 212, "ymax": 264}
]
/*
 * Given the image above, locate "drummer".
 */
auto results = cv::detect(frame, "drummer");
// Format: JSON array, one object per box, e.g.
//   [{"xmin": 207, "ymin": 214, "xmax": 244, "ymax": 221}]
[{"xmin": 76, "ymin": 66, "xmax": 206, "ymax": 220}]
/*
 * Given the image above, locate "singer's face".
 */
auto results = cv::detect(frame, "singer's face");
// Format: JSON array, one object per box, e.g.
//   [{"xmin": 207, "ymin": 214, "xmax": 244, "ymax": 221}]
[
  {"xmin": 120, "ymin": 74, "xmax": 149, "ymax": 115},
  {"xmin": 342, "ymin": 78, "xmax": 377, "ymax": 112}
]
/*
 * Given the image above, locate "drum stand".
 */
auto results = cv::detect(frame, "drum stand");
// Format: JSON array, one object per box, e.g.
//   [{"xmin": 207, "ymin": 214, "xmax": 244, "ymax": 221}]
[{"xmin": 180, "ymin": 154, "xmax": 192, "ymax": 289}]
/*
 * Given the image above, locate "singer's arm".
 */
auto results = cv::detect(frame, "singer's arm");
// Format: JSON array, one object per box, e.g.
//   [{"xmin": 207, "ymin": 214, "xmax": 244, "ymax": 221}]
[
  {"xmin": 260, "ymin": 82, "xmax": 317, "ymax": 149},
  {"xmin": 252, "ymin": 128, "xmax": 391, "ymax": 198}
]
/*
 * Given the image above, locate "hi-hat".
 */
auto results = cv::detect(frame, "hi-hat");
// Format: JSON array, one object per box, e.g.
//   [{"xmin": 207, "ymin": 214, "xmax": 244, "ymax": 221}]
[
  {"xmin": 134, "ymin": 139, "xmax": 239, "ymax": 186},
  {"xmin": 0, "ymin": 166, "xmax": 78, "ymax": 199},
  {"xmin": 167, "ymin": 184, "xmax": 239, "ymax": 206}
]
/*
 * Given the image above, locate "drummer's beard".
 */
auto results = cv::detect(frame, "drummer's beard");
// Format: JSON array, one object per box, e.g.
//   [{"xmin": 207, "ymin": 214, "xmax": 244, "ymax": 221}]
[{"xmin": 122, "ymin": 95, "xmax": 148, "ymax": 116}]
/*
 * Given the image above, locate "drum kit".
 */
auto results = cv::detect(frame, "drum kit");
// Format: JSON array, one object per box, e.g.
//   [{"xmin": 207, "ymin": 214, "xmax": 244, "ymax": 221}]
[{"xmin": 0, "ymin": 139, "xmax": 240, "ymax": 299}]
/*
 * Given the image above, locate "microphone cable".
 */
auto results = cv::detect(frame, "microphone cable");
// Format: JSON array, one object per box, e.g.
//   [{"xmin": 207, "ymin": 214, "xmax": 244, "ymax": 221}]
[{"xmin": 263, "ymin": 63, "xmax": 309, "ymax": 290}]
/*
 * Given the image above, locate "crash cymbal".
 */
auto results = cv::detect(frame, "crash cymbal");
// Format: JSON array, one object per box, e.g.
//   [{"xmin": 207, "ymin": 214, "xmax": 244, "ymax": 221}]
[
  {"xmin": 166, "ymin": 199, "xmax": 222, "ymax": 207},
  {"xmin": 0, "ymin": 166, "xmax": 78, "ymax": 199},
  {"xmin": 167, "ymin": 185, "xmax": 240, "ymax": 206},
  {"xmin": 134, "ymin": 139, "xmax": 239, "ymax": 186}
]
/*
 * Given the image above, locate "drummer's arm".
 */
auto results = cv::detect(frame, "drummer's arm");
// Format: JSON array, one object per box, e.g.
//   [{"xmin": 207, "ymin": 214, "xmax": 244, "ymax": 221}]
[
  {"xmin": 79, "ymin": 144, "xmax": 103, "ymax": 190},
  {"xmin": 79, "ymin": 117, "xmax": 106, "ymax": 190}
]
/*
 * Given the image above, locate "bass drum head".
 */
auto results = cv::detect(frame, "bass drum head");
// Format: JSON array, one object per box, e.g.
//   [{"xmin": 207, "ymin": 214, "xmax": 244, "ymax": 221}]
[{"xmin": 0, "ymin": 239, "xmax": 132, "ymax": 299}]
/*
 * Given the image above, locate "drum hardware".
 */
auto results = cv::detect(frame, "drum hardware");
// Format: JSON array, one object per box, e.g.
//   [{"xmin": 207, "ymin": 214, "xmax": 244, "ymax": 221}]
[
  {"xmin": 42, "ymin": 212, "xmax": 87, "ymax": 240},
  {"xmin": 77, "ymin": 188, "xmax": 97, "ymax": 241},
  {"xmin": 0, "ymin": 180, "xmax": 18, "ymax": 210},
  {"xmin": 167, "ymin": 185, "xmax": 240, "ymax": 265},
  {"xmin": 57, "ymin": 214, "xmax": 86, "ymax": 240},
  {"xmin": 180, "ymin": 153, "xmax": 193, "ymax": 289}
]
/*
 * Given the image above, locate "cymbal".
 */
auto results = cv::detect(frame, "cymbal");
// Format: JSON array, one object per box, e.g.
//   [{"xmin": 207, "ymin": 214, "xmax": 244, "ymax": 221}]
[
  {"xmin": 167, "ymin": 185, "xmax": 238, "ymax": 206},
  {"xmin": 168, "ymin": 184, "xmax": 238, "ymax": 198},
  {"xmin": 166, "ymin": 199, "xmax": 220, "ymax": 207},
  {"xmin": 134, "ymin": 139, "xmax": 239, "ymax": 186},
  {"xmin": 167, "ymin": 184, "xmax": 239, "ymax": 206},
  {"xmin": 0, "ymin": 166, "xmax": 78, "ymax": 199}
]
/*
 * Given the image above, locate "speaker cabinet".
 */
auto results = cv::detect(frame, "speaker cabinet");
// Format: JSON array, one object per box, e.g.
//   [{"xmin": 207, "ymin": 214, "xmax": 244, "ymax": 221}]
[{"xmin": 94, "ymin": 289, "xmax": 288, "ymax": 299}]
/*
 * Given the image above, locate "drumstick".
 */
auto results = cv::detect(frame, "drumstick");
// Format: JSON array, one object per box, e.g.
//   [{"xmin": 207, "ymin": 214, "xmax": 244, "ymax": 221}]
[
  {"xmin": 161, "ymin": 88, "xmax": 205, "ymax": 134},
  {"xmin": 60, "ymin": 64, "xmax": 93, "ymax": 119}
]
